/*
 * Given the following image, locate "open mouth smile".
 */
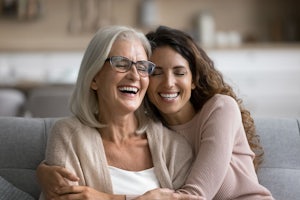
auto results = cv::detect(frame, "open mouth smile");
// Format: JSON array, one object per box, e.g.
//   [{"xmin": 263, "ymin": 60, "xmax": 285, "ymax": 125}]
[
  {"xmin": 159, "ymin": 92, "xmax": 179, "ymax": 100},
  {"xmin": 118, "ymin": 86, "xmax": 139, "ymax": 94}
]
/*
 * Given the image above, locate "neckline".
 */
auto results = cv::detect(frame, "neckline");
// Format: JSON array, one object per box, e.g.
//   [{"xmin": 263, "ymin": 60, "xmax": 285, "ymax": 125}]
[{"xmin": 108, "ymin": 166, "xmax": 155, "ymax": 173}]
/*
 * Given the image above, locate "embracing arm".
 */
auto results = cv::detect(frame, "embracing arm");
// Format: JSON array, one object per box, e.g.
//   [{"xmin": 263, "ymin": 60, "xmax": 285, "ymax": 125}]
[
  {"xmin": 36, "ymin": 164, "xmax": 200, "ymax": 200},
  {"xmin": 36, "ymin": 163, "xmax": 79, "ymax": 199},
  {"xmin": 37, "ymin": 163, "xmax": 127, "ymax": 200},
  {"xmin": 176, "ymin": 96, "xmax": 242, "ymax": 198}
]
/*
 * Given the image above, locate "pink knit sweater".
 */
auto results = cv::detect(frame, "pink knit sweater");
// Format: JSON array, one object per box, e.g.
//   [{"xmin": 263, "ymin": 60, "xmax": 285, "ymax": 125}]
[{"xmin": 174, "ymin": 94, "xmax": 274, "ymax": 200}]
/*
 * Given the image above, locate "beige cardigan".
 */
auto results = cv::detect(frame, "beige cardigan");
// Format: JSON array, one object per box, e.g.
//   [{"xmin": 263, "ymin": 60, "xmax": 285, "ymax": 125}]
[{"xmin": 40, "ymin": 117, "xmax": 193, "ymax": 198}]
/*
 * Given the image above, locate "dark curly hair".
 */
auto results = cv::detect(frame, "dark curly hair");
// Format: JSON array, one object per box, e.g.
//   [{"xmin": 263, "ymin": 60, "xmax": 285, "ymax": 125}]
[{"xmin": 145, "ymin": 25, "xmax": 263, "ymax": 171}]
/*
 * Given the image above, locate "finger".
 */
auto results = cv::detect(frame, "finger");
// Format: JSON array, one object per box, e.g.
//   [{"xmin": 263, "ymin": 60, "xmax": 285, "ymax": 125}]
[
  {"xmin": 56, "ymin": 185, "xmax": 83, "ymax": 195},
  {"xmin": 56, "ymin": 167, "xmax": 80, "ymax": 182},
  {"xmin": 44, "ymin": 191, "xmax": 60, "ymax": 200},
  {"xmin": 51, "ymin": 192, "xmax": 81, "ymax": 200}
]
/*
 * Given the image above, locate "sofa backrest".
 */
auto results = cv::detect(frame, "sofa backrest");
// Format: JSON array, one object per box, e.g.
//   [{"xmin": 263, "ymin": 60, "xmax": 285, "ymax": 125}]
[
  {"xmin": 255, "ymin": 117, "xmax": 300, "ymax": 200},
  {"xmin": 0, "ymin": 117, "xmax": 58, "ymax": 199},
  {"xmin": 0, "ymin": 117, "xmax": 299, "ymax": 199}
]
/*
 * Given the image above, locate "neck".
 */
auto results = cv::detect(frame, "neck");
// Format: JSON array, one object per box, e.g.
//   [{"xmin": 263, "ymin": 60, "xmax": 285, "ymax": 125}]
[
  {"xmin": 98, "ymin": 113, "xmax": 139, "ymax": 143},
  {"xmin": 162, "ymin": 102, "xmax": 196, "ymax": 126}
]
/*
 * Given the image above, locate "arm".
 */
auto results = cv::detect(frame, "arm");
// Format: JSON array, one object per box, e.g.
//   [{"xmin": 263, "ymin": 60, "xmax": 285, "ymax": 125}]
[
  {"xmin": 37, "ymin": 164, "xmax": 201, "ymax": 200},
  {"xmin": 36, "ymin": 163, "xmax": 79, "ymax": 199},
  {"xmin": 37, "ymin": 163, "xmax": 128, "ymax": 200},
  {"xmin": 177, "ymin": 96, "xmax": 241, "ymax": 198},
  {"xmin": 49, "ymin": 185, "xmax": 125, "ymax": 200}
]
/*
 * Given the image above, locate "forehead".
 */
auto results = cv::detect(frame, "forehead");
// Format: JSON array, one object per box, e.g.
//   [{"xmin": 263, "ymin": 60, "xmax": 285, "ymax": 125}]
[
  {"xmin": 151, "ymin": 46, "xmax": 188, "ymax": 68},
  {"xmin": 109, "ymin": 37, "xmax": 147, "ymax": 57}
]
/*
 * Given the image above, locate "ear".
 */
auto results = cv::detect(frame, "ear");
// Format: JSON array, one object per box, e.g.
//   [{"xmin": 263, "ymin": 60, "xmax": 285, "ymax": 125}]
[
  {"xmin": 90, "ymin": 79, "xmax": 98, "ymax": 90},
  {"xmin": 191, "ymin": 82, "xmax": 196, "ymax": 90}
]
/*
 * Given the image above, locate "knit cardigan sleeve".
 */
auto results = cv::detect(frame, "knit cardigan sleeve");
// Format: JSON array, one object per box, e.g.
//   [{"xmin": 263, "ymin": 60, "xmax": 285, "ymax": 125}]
[
  {"xmin": 43, "ymin": 117, "xmax": 113, "ymax": 193},
  {"xmin": 44, "ymin": 118, "xmax": 83, "ymax": 180}
]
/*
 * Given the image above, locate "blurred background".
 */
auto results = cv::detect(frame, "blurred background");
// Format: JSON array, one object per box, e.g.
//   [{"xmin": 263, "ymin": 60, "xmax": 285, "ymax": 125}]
[{"xmin": 0, "ymin": 0, "xmax": 299, "ymax": 118}]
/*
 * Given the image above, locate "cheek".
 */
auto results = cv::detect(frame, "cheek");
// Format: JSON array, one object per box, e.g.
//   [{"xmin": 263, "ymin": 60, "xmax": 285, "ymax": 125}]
[
  {"xmin": 142, "ymin": 77, "xmax": 149, "ymax": 87},
  {"xmin": 146, "ymin": 84, "xmax": 157, "ymax": 104},
  {"xmin": 140, "ymin": 77, "xmax": 149, "ymax": 94},
  {"xmin": 182, "ymin": 74, "xmax": 194, "ymax": 89},
  {"xmin": 146, "ymin": 86, "xmax": 154, "ymax": 97},
  {"xmin": 148, "ymin": 78, "xmax": 158, "ymax": 93}
]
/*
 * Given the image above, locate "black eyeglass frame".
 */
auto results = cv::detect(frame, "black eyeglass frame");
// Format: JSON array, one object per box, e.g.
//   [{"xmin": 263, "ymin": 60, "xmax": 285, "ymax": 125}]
[{"xmin": 105, "ymin": 56, "xmax": 156, "ymax": 77}]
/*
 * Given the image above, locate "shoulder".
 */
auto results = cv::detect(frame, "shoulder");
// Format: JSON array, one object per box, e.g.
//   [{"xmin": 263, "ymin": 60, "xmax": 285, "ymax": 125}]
[
  {"xmin": 53, "ymin": 117, "xmax": 91, "ymax": 132},
  {"xmin": 53, "ymin": 117, "xmax": 82, "ymax": 129},
  {"xmin": 51, "ymin": 117, "xmax": 95, "ymax": 141},
  {"xmin": 207, "ymin": 94, "xmax": 237, "ymax": 108},
  {"xmin": 196, "ymin": 94, "xmax": 242, "ymax": 128},
  {"xmin": 202, "ymin": 94, "xmax": 240, "ymax": 115},
  {"xmin": 147, "ymin": 119, "xmax": 189, "ymax": 145}
]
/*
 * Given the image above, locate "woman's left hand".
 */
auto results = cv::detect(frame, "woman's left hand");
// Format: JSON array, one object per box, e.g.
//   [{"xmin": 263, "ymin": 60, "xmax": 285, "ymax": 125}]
[{"xmin": 53, "ymin": 185, "xmax": 125, "ymax": 200}]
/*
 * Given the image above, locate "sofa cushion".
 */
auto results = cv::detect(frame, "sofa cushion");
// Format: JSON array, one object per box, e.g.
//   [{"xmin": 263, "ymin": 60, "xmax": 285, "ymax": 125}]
[
  {"xmin": 255, "ymin": 117, "xmax": 300, "ymax": 200},
  {"xmin": 0, "ymin": 176, "xmax": 34, "ymax": 200},
  {"xmin": 0, "ymin": 117, "xmax": 57, "ymax": 199}
]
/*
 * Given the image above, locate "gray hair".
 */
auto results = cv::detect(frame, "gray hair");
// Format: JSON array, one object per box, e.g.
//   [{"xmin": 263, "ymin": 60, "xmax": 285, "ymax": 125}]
[{"xmin": 69, "ymin": 25, "xmax": 152, "ymax": 132}]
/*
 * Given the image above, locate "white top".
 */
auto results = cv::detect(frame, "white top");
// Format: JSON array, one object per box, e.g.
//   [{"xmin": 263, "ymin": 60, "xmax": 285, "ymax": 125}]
[{"xmin": 108, "ymin": 166, "xmax": 160, "ymax": 195}]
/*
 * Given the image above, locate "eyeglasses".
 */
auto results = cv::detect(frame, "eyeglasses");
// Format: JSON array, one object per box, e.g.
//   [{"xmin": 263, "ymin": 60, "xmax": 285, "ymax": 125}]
[{"xmin": 105, "ymin": 56, "xmax": 156, "ymax": 77}]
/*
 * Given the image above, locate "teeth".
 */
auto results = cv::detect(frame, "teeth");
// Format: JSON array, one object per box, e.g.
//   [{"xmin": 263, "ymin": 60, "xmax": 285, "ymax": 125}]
[
  {"xmin": 160, "ymin": 93, "xmax": 178, "ymax": 98},
  {"xmin": 119, "ymin": 87, "xmax": 138, "ymax": 94}
]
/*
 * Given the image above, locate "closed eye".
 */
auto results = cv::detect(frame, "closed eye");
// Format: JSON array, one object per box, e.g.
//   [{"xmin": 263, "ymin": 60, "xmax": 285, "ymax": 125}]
[
  {"xmin": 173, "ymin": 67, "xmax": 187, "ymax": 76},
  {"xmin": 151, "ymin": 67, "xmax": 163, "ymax": 76}
]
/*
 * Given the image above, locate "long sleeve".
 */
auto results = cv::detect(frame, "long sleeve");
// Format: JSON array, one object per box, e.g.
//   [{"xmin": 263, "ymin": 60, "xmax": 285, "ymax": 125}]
[
  {"xmin": 43, "ymin": 117, "xmax": 113, "ymax": 194},
  {"xmin": 175, "ymin": 94, "xmax": 273, "ymax": 200}
]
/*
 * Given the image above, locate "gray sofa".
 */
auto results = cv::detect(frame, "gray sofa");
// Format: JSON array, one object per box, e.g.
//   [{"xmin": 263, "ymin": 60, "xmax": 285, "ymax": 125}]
[{"xmin": 0, "ymin": 117, "xmax": 299, "ymax": 200}]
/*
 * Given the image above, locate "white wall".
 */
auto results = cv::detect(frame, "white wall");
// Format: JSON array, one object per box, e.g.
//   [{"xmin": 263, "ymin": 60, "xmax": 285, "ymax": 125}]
[
  {"xmin": 0, "ymin": 52, "xmax": 83, "ymax": 84},
  {"xmin": 208, "ymin": 48, "xmax": 300, "ymax": 117},
  {"xmin": 1, "ymin": 48, "xmax": 300, "ymax": 118}
]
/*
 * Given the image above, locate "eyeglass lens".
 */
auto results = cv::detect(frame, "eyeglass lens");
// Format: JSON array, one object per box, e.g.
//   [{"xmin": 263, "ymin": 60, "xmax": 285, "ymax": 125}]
[{"xmin": 108, "ymin": 56, "xmax": 155, "ymax": 76}]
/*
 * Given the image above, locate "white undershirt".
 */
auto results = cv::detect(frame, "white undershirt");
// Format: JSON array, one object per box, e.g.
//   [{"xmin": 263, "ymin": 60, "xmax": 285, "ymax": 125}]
[{"xmin": 108, "ymin": 166, "xmax": 160, "ymax": 195}]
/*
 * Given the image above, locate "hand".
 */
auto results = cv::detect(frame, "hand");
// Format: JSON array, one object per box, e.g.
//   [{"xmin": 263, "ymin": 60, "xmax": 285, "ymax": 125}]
[
  {"xmin": 36, "ymin": 163, "xmax": 79, "ymax": 199},
  {"xmin": 54, "ymin": 185, "xmax": 125, "ymax": 200},
  {"xmin": 134, "ymin": 188, "xmax": 202, "ymax": 200}
]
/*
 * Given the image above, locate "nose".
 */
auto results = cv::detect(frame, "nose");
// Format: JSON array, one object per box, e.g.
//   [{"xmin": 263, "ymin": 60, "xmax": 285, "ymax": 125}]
[
  {"xmin": 163, "ymin": 72, "xmax": 175, "ymax": 87},
  {"xmin": 127, "ymin": 63, "xmax": 140, "ymax": 80}
]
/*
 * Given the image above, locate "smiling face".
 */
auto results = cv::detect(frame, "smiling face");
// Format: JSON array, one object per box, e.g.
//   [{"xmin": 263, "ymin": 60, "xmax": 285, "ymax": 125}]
[
  {"xmin": 147, "ymin": 46, "xmax": 196, "ymax": 125},
  {"xmin": 91, "ymin": 38, "xmax": 149, "ymax": 119}
]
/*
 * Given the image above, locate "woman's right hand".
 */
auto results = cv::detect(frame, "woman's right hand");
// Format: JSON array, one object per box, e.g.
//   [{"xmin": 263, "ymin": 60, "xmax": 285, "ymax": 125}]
[{"xmin": 36, "ymin": 163, "xmax": 80, "ymax": 199}]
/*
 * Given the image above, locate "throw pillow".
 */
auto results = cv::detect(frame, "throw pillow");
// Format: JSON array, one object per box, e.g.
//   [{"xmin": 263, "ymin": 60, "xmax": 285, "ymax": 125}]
[{"xmin": 0, "ymin": 176, "xmax": 34, "ymax": 200}]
